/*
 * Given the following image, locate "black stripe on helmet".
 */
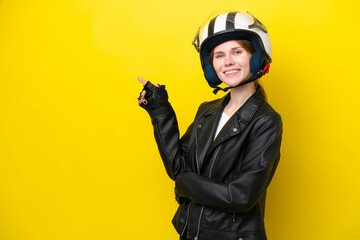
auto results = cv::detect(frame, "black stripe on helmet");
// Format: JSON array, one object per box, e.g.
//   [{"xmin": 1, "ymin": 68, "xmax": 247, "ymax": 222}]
[
  {"xmin": 207, "ymin": 17, "xmax": 216, "ymax": 36},
  {"xmin": 226, "ymin": 12, "xmax": 236, "ymax": 29}
]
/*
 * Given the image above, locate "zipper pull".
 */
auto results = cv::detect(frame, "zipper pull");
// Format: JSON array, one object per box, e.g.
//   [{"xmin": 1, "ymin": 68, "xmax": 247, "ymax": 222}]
[{"xmin": 233, "ymin": 212, "xmax": 236, "ymax": 222}]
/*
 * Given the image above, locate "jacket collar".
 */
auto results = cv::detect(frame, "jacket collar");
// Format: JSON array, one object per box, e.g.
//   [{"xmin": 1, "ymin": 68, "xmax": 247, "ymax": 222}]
[
  {"xmin": 203, "ymin": 95, "xmax": 228, "ymax": 116},
  {"xmin": 203, "ymin": 87, "xmax": 266, "ymax": 124},
  {"xmin": 236, "ymin": 87, "xmax": 265, "ymax": 124}
]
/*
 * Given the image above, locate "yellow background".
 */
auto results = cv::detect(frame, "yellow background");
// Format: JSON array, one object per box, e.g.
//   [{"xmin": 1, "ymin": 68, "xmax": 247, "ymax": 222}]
[{"xmin": 1, "ymin": 0, "xmax": 359, "ymax": 239}]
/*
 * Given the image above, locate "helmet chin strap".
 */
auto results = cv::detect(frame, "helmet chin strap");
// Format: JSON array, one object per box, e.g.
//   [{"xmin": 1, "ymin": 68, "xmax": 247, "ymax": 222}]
[{"xmin": 211, "ymin": 63, "xmax": 270, "ymax": 94}]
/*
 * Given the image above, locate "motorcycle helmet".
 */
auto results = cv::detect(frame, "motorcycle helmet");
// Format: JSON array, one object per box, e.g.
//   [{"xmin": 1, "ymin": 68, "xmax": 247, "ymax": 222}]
[{"xmin": 192, "ymin": 10, "xmax": 272, "ymax": 93}]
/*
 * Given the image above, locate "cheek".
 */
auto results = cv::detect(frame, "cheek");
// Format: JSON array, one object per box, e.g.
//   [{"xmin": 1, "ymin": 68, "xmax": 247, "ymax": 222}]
[
  {"xmin": 238, "ymin": 58, "xmax": 251, "ymax": 70},
  {"xmin": 212, "ymin": 61, "xmax": 221, "ymax": 73},
  {"xmin": 244, "ymin": 55, "xmax": 252, "ymax": 69}
]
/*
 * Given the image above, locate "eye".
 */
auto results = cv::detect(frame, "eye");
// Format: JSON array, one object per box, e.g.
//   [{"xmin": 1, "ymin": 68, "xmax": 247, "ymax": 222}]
[
  {"xmin": 214, "ymin": 54, "xmax": 223, "ymax": 59},
  {"xmin": 234, "ymin": 50, "xmax": 242, "ymax": 55}
]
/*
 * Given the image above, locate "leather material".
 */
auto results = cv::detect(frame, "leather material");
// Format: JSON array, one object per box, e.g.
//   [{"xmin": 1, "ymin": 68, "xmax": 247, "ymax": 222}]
[
  {"xmin": 142, "ymin": 87, "xmax": 282, "ymax": 240},
  {"xmin": 138, "ymin": 81, "xmax": 169, "ymax": 111}
]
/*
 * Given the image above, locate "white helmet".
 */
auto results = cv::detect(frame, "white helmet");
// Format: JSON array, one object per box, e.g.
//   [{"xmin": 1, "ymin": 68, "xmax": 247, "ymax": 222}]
[{"xmin": 192, "ymin": 10, "xmax": 272, "ymax": 90}]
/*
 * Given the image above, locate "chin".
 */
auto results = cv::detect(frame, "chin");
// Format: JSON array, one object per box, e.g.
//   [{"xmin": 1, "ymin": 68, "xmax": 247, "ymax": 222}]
[
  {"xmin": 222, "ymin": 79, "xmax": 245, "ymax": 87},
  {"xmin": 222, "ymin": 75, "xmax": 253, "ymax": 87}
]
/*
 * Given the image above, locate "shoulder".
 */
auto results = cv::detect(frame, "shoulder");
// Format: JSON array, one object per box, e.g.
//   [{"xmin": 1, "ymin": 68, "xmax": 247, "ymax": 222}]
[
  {"xmin": 252, "ymin": 101, "xmax": 283, "ymax": 133},
  {"xmin": 195, "ymin": 96, "xmax": 224, "ymax": 116},
  {"xmin": 197, "ymin": 98, "xmax": 218, "ymax": 111}
]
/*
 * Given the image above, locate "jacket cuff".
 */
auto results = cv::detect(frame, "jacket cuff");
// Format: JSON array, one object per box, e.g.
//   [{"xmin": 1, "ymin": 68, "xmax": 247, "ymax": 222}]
[{"xmin": 147, "ymin": 103, "xmax": 173, "ymax": 118}]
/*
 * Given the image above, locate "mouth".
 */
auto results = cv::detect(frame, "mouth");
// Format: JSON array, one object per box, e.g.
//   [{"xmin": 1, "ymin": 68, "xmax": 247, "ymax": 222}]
[{"xmin": 223, "ymin": 69, "xmax": 241, "ymax": 76}]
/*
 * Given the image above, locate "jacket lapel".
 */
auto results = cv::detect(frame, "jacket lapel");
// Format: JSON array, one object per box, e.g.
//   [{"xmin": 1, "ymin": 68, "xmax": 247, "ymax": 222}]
[
  {"xmin": 194, "ymin": 94, "xmax": 229, "ymax": 172},
  {"xmin": 193, "ymin": 88, "xmax": 266, "ymax": 172},
  {"xmin": 209, "ymin": 88, "xmax": 266, "ymax": 153}
]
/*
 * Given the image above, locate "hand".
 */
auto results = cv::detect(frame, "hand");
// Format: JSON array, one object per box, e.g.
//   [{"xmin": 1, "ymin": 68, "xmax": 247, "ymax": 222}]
[
  {"xmin": 137, "ymin": 77, "xmax": 159, "ymax": 105},
  {"xmin": 175, "ymin": 186, "xmax": 186, "ymax": 204},
  {"xmin": 137, "ymin": 77, "xmax": 169, "ymax": 111}
]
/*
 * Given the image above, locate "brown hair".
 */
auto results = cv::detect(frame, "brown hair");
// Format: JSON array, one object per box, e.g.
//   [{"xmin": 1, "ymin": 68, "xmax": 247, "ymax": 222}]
[
  {"xmin": 210, "ymin": 39, "xmax": 266, "ymax": 97},
  {"xmin": 210, "ymin": 39, "xmax": 255, "ymax": 62}
]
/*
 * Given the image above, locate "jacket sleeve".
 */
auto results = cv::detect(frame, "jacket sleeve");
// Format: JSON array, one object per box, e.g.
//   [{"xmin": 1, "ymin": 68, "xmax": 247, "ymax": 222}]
[
  {"xmin": 138, "ymin": 82, "xmax": 193, "ymax": 181},
  {"xmin": 147, "ymin": 104, "xmax": 193, "ymax": 181},
  {"xmin": 175, "ymin": 113, "xmax": 283, "ymax": 212}
]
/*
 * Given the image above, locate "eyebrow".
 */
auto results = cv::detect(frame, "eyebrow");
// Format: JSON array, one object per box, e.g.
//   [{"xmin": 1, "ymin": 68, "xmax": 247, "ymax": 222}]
[{"xmin": 213, "ymin": 46, "xmax": 243, "ymax": 54}]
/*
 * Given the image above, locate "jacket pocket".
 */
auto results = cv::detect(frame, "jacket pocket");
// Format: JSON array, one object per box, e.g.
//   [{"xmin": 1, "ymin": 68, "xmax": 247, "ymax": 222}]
[{"xmin": 201, "ymin": 206, "xmax": 232, "ymax": 232}]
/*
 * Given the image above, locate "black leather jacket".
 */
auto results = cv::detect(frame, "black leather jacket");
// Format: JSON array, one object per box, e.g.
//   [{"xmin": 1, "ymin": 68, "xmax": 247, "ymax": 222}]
[{"xmin": 142, "ymin": 85, "xmax": 282, "ymax": 240}]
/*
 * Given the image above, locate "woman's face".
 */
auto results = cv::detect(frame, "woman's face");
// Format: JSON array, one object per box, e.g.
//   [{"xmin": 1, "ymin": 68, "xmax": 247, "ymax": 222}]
[{"xmin": 212, "ymin": 40, "xmax": 253, "ymax": 87}]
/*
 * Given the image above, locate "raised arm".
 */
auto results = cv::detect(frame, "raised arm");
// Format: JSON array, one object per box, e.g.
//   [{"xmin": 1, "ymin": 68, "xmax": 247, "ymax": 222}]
[{"xmin": 137, "ymin": 77, "xmax": 190, "ymax": 180}]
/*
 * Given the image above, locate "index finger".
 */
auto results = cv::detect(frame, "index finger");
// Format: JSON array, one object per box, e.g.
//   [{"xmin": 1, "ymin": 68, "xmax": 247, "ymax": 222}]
[{"xmin": 137, "ymin": 76, "xmax": 147, "ymax": 85}]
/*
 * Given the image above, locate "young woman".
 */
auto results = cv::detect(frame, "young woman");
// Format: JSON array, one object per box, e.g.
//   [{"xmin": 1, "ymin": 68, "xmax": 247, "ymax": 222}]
[{"xmin": 137, "ymin": 10, "xmax": 283, "ymax": 240}]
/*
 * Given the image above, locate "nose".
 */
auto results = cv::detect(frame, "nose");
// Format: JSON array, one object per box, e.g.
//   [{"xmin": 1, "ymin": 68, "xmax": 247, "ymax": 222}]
[{"xmin": 224, "ymin": 54, "xmax": 234, "ymax": 66}]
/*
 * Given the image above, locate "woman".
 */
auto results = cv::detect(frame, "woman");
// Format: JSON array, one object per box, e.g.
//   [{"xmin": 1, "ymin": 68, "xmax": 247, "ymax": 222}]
[{"xmin": 137, "ymin": 10, "xmax": 282, "ymax": 240}]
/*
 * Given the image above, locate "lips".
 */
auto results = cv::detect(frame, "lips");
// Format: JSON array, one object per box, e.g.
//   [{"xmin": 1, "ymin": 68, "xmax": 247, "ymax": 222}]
[
  {"xmin": 223, "ymin": 69, "xmax": 241, "ymax": 76},
  {"xmin": 224, "ymin": 69, "xmax": 240, "ymax": 74}
]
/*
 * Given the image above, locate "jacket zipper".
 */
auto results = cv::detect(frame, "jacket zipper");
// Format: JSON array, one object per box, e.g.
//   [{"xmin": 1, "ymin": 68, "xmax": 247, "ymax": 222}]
[
  {"xmin": 209, "ymin": 146, "xmax": 221, "ymax": 178},
  {"xmin": 194, "ymin": 140, "xmax": 221, "ymax": 240},
  {"xmin": 180, "ymin": 202, "xmax": 192, "ymax": 236},
  {"xmin": 181, "ymin": 124, "xmax": 202, "ymax": 237},
  {"xmin": 195, "ymin": 128, "xmax": 200, "ymax": 173},
  {"xmin": 194, "ymin": 205, "xmax": 204, "ymax": 240},
  {"xmin": 194, "ymin": 128, "xmax": 202, "ymax": 240}
]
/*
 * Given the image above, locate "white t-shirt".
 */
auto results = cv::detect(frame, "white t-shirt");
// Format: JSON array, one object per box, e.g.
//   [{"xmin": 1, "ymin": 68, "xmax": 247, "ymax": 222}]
[{"xmin": 214, "ymin": 111, "xmax": 231, "ymax": 139}]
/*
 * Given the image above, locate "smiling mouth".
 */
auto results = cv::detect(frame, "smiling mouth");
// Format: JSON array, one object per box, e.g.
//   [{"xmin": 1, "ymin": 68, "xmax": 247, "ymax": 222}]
[{"xmin": 224, "ymin": 69, "xmax": 240, "ymax": 74}]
